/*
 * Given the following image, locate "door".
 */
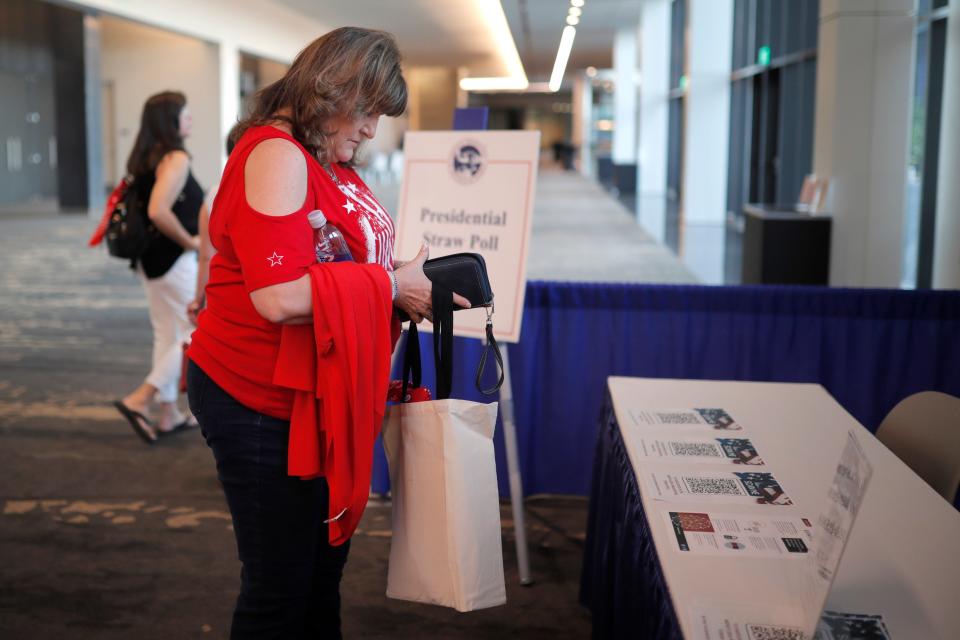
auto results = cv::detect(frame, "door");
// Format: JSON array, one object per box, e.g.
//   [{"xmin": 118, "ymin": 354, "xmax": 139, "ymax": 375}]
[
  {"xmin": 0, "ymin": 71, "xmax": 58, "ymax": 206},
  {"xmin": 0, "ymin": 71, "xmax": 28, "ymax": 204}
]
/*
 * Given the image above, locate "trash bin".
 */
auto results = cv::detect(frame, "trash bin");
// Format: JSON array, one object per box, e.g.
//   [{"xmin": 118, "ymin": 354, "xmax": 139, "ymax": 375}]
[{"xmin": 741, "ymin": 203, "xmax": 832, "ymax": 285}]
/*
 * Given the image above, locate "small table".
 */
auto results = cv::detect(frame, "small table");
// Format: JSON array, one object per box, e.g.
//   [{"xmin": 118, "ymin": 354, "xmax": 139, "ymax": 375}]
[{"xmin": 581, "ymin": 377, "xmax": 960, "ymax": 638}]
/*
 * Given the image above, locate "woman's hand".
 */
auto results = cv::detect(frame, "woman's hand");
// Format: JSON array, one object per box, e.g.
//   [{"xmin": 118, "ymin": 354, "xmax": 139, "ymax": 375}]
[
  {"xmin": 187, "ymin": 297, "xmax": 204, "ymax": 326},
  {"xmin": 393, "ymin": 245, "xmax": 471, "ymax": 323}
]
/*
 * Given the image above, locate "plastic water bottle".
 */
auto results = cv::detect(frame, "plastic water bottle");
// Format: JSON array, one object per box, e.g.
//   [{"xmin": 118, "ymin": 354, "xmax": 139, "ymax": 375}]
[{"xmin": 307, "ymin": 210, "xmax": 353, "ymax": 263}]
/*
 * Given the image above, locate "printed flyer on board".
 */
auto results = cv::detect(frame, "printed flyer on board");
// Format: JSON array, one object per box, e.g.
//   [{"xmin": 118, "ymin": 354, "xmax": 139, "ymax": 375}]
[
  {"xmin": 628, "ymin": 407, "xmax": 744, "ymax": 431},
  {"xmin": 663, "ymin": 511, "xmax": 813, "ymax": 557},
  {"xmin": 644, "ymin": 469, "xmax": 794, "ymax": 506},
  {"xmin": 628, "ymin": 435, "xmax": 765, "ymax": 465},
  {"xmin": 689, "ymin": 602, "xmax": 808, "ymax": 640},
  {"xmin": 688, "ymin": 603, "xmax": 891, "ymax": 640}
]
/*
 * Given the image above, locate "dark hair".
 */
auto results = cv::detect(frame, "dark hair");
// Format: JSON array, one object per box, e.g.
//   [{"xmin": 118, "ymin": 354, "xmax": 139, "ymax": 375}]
[
  {"xmin": 126, "ymin": 91, "xmax": 187, "ymax": 176},
  {"xmin": 235, "ymin": 27, "xmax": 407, "ymax": 165}
]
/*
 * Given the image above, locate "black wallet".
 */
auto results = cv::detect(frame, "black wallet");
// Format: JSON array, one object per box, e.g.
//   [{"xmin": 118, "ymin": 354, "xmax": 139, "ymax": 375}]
[
  {"xmin": 396, "ymin": 252, "xmax": 492, "ymax": 321},
  {"xmin": 422, "ymin": 252, "xmax": 493, "ymax": 308},
  {"xmin": 396, "ymin": 252, "xmax": 504, "ymax": 397}
]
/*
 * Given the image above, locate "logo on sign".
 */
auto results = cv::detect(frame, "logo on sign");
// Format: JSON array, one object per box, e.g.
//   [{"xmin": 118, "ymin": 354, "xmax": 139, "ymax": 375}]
[{"xmin": 450, "ymin": 141, "xmax": 486, "ymax": 184}]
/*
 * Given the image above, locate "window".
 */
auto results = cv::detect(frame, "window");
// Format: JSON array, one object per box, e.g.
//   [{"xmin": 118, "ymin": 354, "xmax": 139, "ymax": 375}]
[
  {"xmin": 904, "ymin": 0, "xmax": 950, "ymax": 288},
  {"xmin": 727, "ymin": 0, "xmax": 819, "ymax": 221},
  {"xmin": 726, "ymin": 0, "xmax": 818, "ymax": 221},
  {"xmin": 665, "ymin": 0, "xmax": 687, "ymax": 251},
  {"xmin": 721, "ymin": 0, "xmax": 818, "ymax": 283}
]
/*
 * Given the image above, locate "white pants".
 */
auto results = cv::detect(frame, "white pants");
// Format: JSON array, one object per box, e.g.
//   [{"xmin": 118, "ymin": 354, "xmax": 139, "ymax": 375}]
[{"xmin": 139, "ymin": 252, "xmax": 198, "ymax": 403}]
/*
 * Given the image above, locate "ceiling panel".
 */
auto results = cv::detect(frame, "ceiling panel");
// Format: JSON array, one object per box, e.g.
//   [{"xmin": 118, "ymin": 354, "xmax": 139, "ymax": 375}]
[
  {"xmin": 272, "ymin": 0, "xmax": 641, "ymax": 83},
  {"xmin": 272, "ymin": 0, "xmax": 507, "ymax": 75},
  {"xmin": 503, "ymin": 0, "xmax": 641, "ymax": 78}
]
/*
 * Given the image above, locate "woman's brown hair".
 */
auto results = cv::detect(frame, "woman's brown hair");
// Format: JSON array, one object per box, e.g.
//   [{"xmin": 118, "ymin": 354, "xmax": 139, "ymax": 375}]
[
  {"xmin": 235, "ymin": 27, "xmax": 407, "ymax": 165},
  {"xmin": 126, "ymin": 91, "xmax": 187, "ymax": 176}
]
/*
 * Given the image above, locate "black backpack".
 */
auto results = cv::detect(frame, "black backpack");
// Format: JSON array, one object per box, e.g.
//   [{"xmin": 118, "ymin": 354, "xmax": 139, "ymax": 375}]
[{"xmin": 105, "ymin": 175, "xmax": 156, "ymax": 260}]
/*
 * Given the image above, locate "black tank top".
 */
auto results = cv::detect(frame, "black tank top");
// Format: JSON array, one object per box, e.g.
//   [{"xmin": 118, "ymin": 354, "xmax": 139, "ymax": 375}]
[{"xmin": 138, "ymin": 169, "xmax": 204, "ymax": 279}]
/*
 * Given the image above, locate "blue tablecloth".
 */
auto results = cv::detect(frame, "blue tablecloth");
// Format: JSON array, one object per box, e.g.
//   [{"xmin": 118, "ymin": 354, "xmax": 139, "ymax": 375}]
[
  {"xmin": 579, "ymin": 391, "xmax": 682, "ymax": 639},
  {"xmin": 371, "ymin": 282, "xmax": 960, "ymax": 498}
]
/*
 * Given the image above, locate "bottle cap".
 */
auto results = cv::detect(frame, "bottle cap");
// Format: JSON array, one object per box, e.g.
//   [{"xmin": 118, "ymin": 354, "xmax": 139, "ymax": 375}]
[{"xmin": 307, "ymin": 209, "xmax": 327, "ymax": 228}]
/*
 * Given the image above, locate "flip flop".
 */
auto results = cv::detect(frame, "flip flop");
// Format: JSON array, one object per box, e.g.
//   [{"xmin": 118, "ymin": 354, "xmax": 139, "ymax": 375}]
[
  {"xmin": 156, "ymin": 419, "xmax": 199, "ymax": 437},
  {"xmin": 113, "ymin": 400, "xmax": 157, "ymax": 444}
]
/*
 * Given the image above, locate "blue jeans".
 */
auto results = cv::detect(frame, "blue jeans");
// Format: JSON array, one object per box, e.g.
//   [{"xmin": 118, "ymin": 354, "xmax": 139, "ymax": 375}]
[{"xmin": 187, "ymin": 360, "xmax": 350, "ymax": 639}]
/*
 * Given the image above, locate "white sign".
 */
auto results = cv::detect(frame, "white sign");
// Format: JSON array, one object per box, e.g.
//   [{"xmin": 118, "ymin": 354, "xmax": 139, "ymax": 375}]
[
  {"xmin": 395, "ymin": 131, "xmax": 540, "ymax": 343},
  {"xmin": 799, "ymin": 431, "xmax": 874, "ymax": 639}
]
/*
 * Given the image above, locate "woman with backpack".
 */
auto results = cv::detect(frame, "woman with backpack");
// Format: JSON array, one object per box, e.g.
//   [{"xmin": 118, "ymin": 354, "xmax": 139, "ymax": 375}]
[{"xmin": 113, "ymin": 90, "xmax": 204, "ymax": 444}]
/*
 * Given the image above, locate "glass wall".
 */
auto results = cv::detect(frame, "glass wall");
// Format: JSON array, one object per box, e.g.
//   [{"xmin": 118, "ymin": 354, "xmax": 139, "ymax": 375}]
[
  {"xmin": 664, "ymin": 0, "xmax": 687, "ymax": 251},
  {"xmin": 904, "ymin": 0, "xmax": 951, "ymax": 288},
  {"xmin": 591, "ymin": 77, "xmax": 614, "ymax": 184},
  {"xmin": 725, "ymin": 0, "xmax": 818, "ymax": 222}
]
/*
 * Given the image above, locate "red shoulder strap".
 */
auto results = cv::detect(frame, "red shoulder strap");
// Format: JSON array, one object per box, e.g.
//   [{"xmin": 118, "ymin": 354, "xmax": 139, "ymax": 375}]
[{"xmin": 87, "ymin": 179, "xmax": 129, "ymax": 247}]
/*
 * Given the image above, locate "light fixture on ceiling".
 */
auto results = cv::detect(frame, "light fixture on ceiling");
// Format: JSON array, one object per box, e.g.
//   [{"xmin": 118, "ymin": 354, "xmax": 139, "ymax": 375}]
[
  {"xmin": 566, "ymin": 15, "xmax": 579, "ymax": 26},
  {"xmin": 549, "ymin": 25, "xmax": 577, "ymax": 92},
  {"xmin": 458, "ymin": 0, "xmax": 529, "ymax": 92},
  {"xmin": 569, "ymin": 7, "xmax": 582, "ymax": 17},
  {"xmin": 459, "ymin": 76, "xmax": 530, "ymax": 91},
  {"xmin": 586, "ymin": 66, "xmax": 597, "ymax": 77},
  {"xmin": 571, "ymin": 0, "xmax": 585, "ymax": 7},
  {"xmin": 524, "ymin": 82, "xmax": 553, "ymax": 92}
]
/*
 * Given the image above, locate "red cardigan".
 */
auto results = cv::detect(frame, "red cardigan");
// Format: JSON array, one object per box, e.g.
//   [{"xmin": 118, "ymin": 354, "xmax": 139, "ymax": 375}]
[{"xmin": 273, "ymin": 261, "xmax": 394, "ymax": 545}]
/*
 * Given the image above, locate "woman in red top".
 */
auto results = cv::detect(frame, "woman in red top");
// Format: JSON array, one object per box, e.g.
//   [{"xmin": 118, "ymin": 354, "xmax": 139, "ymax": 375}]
[{"xmin": 186, "ymin": 28, "xmax": 467, "ymax": 639}]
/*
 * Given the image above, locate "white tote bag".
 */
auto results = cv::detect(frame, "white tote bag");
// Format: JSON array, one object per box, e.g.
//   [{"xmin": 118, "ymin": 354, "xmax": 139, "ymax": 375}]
[{"xmin": 382, "ymin": 398, "xmax": 506, "ymax": 612}]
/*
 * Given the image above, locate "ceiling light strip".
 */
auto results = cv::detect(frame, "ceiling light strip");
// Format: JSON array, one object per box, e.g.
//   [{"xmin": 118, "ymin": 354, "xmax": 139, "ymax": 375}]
[
  {"xmin": 459, "ymin": 0, "xmax": 529, "ymax": 92},
  {"xmin": 548, "ymin": 25, "xmax": 577, "ymax": 92}
]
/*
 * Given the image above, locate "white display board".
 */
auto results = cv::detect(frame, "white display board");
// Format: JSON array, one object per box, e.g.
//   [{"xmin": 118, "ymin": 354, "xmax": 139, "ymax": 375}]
[{"xmin": 395, "ymin": 131, "xmax": 540, "ymax": 343}]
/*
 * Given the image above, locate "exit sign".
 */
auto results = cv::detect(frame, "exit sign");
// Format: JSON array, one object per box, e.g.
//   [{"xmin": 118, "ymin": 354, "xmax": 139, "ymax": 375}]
[{"xmin": 757, "ymin": 45, "xmax": 771, "ymax": 66}]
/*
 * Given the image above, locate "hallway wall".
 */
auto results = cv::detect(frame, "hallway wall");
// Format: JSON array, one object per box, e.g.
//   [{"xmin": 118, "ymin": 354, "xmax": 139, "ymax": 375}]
[{"xmin": 100, "ymin": 16, "xmax": 220, "ymax": 192}]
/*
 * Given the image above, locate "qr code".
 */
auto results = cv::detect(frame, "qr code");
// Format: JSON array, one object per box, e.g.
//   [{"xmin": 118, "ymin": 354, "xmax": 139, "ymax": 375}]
[
  {"xmin": 746, "ymin": 624, "xmax": 805, "ymax": 640},
  {"xmin": 656, "ymin": 411, "xmax": 701, "ymax": 424},
  {"xmin": 669, "ymin": 442, "xmax": 721, "ymax": 457},
  {"xmin": 684, "ymin": 477, "xmax": 742, "ymax": 495},
  {"xmin": 817, "ymin": 610, "xmax": 891, "ymax": 640}
]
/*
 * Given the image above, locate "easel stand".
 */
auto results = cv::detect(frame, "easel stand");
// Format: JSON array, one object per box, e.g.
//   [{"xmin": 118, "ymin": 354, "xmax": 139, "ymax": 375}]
[
  {"xmin": 430, "ymin": 106, "xmax": 532, "ymax": 585},
  {"xmin": 495, "ymin": 343, "xmax": 533, "ymax": 585}
]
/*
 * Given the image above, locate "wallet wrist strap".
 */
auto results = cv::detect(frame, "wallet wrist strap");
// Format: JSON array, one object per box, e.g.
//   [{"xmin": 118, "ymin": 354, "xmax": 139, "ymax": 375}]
[
  {"xmin": 401, "ymin": 321, "xmax": 422, "ymax": 403},
  {"xmin": 476, "ymin": 311, "xmax": 504, "ymax": 396},
  {"xmin": 403, "ymin": 291, "xmax": 503, "ymax": 400},
  {"xmin": 432, "ymin": 284, "xmax": 455, "ymax": 400}
]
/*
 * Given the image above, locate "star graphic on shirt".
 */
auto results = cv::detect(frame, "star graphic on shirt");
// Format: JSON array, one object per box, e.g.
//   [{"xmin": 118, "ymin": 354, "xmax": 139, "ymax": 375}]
[
  {"xmin": 342, "ymin": 200, "xmax": 357, "ymax": 214},
  {"xmin": 346, "ymin": 182, "xmax": 359, "ymax": 193},
  {"xmin": 267, "ymin": 251, "xmax": 284, "ymax": 267}
]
